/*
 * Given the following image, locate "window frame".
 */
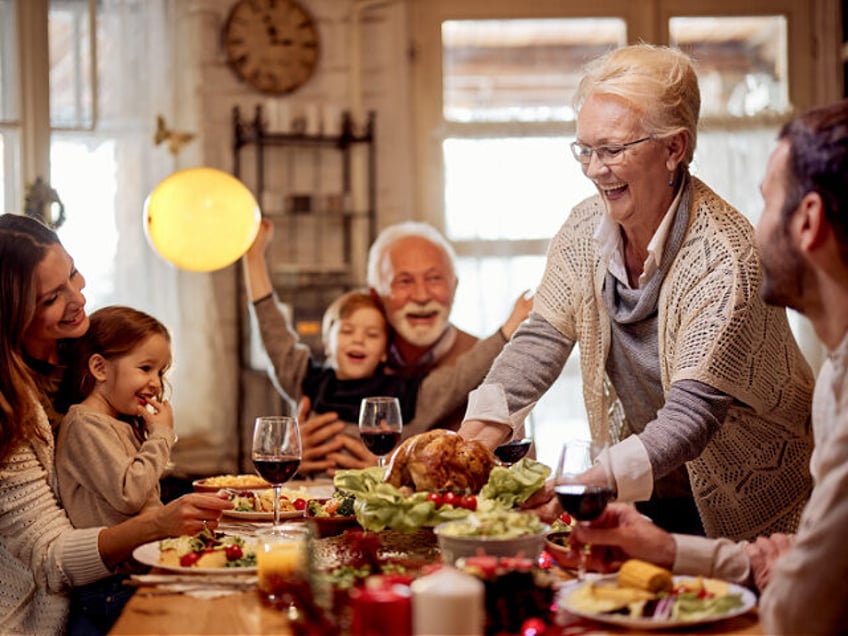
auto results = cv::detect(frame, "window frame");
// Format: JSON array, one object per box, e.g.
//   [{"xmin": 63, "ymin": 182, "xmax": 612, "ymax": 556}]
[{"xmin": 411, "ymin": 0, "xmax": 841, "ymax": 240}]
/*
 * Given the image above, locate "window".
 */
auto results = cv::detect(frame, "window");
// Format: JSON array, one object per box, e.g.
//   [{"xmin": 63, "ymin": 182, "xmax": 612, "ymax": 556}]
[
  {"xmin": 0, "ymin": 0, "xmax": 20, "ymax": 213},
  {"xmin": 414, "ymin": 0, "xmax": 838, "ymax": 468}
]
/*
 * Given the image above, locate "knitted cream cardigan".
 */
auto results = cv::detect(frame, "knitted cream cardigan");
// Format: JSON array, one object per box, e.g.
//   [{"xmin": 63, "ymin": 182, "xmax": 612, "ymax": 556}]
[
  {"xmin": 535, "ymin": 177, "xmax": 814, "ymax": 541},
  {"xmin": 0, "ymin": 405, "xmax": 108, "ymax": 635}
]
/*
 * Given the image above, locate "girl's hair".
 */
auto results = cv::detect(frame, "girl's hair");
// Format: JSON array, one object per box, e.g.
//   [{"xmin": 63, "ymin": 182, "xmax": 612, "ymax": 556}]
[
  {"xmin": 0, "ymin": 214, "xmax": 62, "ymax": 461},
  {"xmin": 574, "ymin": 44, "xmax": 701, "ymax": 168},
  {"xmin": 66, "ymin": 305, "xmax": 172, "ymax": 405},
  {"xmin": 321, "ymin": 289, "xmax": 389, "ymax": 345}
]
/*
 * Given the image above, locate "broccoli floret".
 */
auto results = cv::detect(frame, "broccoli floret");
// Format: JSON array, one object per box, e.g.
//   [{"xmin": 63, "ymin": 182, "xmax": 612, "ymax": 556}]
[
  {"xmin": 336, "ymin": 495, "xmax": 355, "ymax": 517},
  {"xmin": 307, "ymin": 499, "xmax": 327, "ymax": 517}
]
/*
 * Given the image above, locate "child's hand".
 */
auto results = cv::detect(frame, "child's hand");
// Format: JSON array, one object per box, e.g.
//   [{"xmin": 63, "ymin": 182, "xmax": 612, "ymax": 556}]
[{"xmin": 138, "ymin": 396, "xmax": 174, "ymax": 431}]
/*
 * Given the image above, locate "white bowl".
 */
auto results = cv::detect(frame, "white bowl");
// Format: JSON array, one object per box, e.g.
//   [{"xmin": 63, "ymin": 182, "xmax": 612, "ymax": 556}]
[{"xmin": 434, "ymin": 520, "xmax": 549, "ymax": 565}]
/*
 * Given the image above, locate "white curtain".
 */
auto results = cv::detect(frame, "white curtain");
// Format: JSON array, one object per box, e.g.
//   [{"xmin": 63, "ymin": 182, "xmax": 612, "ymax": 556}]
[{"xmin": 55, "ymin": 0, "xmax": 239, "ymax": 476}]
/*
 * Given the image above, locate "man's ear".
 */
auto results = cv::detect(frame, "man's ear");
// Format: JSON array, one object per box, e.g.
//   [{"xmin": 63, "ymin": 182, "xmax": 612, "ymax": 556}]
[
  {"xmin": 88, "ymin": 354, "xmax": 108, "ymax": 382},
  {"xmin": 795, "ymin": 191, "xmax": 828, "ymax": 253}
]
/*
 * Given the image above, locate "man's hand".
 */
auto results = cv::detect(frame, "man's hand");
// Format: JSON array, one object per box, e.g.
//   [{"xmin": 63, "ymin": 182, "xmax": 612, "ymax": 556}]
[
  {"xmin": 744, "ymin": 533, "xmax": 794, "ymax": 591},
  {"xmin": 519, "ymin": 479, "xmax": 560, "ymax": 523},
  {"xmin": 327, "ymin": 435, "xmax": 378, "ymax": 475},
  {"xmin": 571, "ymin": 502, "xmax": 677, "ymax": 571},
  {"xmin": 501, "ymin": 290, "xmax": 533, "ymax": 339},
  {"xmin": 296, "ymin": 397, "xmax": 346, "ymax": 476}
]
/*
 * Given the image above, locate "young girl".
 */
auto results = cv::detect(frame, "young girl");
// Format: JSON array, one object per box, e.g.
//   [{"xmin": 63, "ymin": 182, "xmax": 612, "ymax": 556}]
[{"xmin": 55, "ymin": 305, "xmax": 178, "ymax": 634}]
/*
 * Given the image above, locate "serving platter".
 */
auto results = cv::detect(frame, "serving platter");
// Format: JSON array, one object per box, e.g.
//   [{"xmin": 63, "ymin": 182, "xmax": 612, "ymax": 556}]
[
  {"xmin": 133, "ymin": 539, "xmax": 257, "ymax": 574},
  {"xmin": 222, "ymin": 509, "xmax": 304, "ymax": 521},
  {"xmin": 557, "ymin": 574, "xmax": 756, "ymax": 630}
]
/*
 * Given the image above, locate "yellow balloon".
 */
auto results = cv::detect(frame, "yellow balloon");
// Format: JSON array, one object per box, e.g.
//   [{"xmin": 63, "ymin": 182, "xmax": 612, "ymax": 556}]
[{"xmin": 144, "ymin": 167, "xmax": 261, "ymax": 272}]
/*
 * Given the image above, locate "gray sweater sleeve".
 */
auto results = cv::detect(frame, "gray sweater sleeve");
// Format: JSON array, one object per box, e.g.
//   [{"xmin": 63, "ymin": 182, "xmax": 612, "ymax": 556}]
[
  {"xmin": 251, "ymin": 294, "xmax": 312, "ymax": 403},
  {"xmin": 484, "ymin": 312, "xmax": 575, "ymax": 413},
  {"xmin": 485, "ymin": 313, "xmax": 732, "ymax": 482},
  {"xmin": 639, "ymin": 380, "xmax": 733, "ymax": 479}
]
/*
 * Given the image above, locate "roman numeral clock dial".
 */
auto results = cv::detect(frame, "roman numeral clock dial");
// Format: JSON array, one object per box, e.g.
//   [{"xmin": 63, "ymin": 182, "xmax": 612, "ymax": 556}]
[{"xmin": 223, "ymin": 0, "xmax": 320, "ymax": 94}]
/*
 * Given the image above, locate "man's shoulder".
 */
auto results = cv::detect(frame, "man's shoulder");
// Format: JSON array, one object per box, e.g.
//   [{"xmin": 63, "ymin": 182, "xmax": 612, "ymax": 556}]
[{"xmin": 431, "ymin": 326, "xmax": 480, "ymax": 369}]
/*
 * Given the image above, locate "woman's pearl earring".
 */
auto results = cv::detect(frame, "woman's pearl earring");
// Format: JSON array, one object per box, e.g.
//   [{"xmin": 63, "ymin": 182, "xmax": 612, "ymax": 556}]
[{"xmin": 668, "ymin": 172, "xmax": 675, "ymax": 187}]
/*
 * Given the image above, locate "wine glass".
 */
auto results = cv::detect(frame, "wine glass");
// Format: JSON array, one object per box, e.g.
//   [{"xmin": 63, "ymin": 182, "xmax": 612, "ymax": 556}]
[
  {"xmin": 358, "ymin": 396, "xmax": 403, "ymax": 468},
  {"xmin": 553, "ymin": 439, "xmax": 615, "ymax": 580},
  {"xmin": 252, "ymin": 416, "xmax": 302, "ymax": 531},
  {"xmin": 494, "ymin": 437, "xmax": 533, "ymax": 467}
]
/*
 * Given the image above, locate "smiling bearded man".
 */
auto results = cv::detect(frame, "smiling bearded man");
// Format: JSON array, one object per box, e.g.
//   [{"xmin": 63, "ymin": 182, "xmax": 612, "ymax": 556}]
[{"xmin": 367, "ymin": 222, "xmax": 516, "ymax": 430}]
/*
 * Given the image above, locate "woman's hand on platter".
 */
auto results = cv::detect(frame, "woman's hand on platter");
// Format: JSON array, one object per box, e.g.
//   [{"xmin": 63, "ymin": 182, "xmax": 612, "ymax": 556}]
[{"xmin": 154, "ymin": 493, "xmax": 233, "ymax": 537}]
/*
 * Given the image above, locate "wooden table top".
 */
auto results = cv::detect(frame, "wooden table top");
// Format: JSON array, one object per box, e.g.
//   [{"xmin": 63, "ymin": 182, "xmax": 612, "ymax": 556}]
[
  {"xmin": 110, "ymin": 587, "xmax": 761, "ymax": 635},
  {"xmin": 110, "ymin": 502, "xmax": 763, "ymax": 636}
]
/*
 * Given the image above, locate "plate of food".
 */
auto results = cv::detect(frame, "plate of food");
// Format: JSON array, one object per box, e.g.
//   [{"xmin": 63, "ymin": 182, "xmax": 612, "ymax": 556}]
[
  {"xmin": 133, "ymin": 529, "xmax": 257, "ymax": 574},
  {"xmin": 306, "ymin": 495, "xmax": 359, "ymax": 537},
  {"xmin": 222, "ymin": 488, "xmax": 309, "ymax": 521},
  {"xmin": 192, "ymin": 474, "xmax": 270, "ymax": 493},
  {"xmin": 558, "ymin": 559, "xmax": 756, "ymax": 630}
]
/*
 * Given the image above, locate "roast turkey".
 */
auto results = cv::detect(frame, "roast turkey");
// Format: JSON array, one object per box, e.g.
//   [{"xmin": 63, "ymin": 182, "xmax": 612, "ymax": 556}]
[{"xmin": 384, "ymin": 429, "xmax": 495, "ymax": 492}]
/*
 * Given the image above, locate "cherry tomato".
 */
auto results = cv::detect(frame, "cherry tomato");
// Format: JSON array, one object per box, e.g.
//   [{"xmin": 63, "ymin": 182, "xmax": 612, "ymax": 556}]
[
  {"xmin": 225, "ymin": 544, "xmax": 243, "ymax": 561},
  {"xmin": 180, "ymin": 552, "xmax": 201, "ymax": 567},
  {"xmin": 292, "ymin": 498, "xmax": 307, "ymax": 511},
  {"xmin": 459, "ymin": 494, "xmax": 477, "ymax": 511},
  {"xmin": 426, "ymin": 492, "xmax": 444, "ymax": 508},
  {"xmin": 442, "ymin": 491, "xmax": 459, "ymax": 507},
  {"xmin": 559, "ymin": 512, "xmax": 573, "ymax": 525}
]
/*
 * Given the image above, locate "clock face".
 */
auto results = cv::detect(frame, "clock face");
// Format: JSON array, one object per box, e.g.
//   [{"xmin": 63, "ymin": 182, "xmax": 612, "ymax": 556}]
[{"xmin": 223, "ymin": 0, "xmax": 320, "ymax": 94}]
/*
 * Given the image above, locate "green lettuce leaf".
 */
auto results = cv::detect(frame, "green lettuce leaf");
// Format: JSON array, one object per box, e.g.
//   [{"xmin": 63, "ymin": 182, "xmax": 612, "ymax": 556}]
[
  {"xmin": 479, "ymin": 458, "xmax": 551, "ymax": 508},
  {"xmin": 332, "ymin": 458, "xmax": 550, "ymax": 533}
]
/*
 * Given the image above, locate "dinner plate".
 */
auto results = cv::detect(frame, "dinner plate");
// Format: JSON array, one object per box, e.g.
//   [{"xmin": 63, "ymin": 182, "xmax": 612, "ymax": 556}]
[
  {"xmin": 558, "ymin": 574, "xmax": 757, "ymax": 630},
  {"xmin": 133, "ymin": 539, "xmax": 257, "ymax": 574},
  {"xmin": 222, "ymin": 509, "xmax": 304, "ymax": 521}
]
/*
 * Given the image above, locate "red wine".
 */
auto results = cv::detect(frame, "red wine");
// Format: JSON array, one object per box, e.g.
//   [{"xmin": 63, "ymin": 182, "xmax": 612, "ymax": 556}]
[
  {"xmin": 554, "ymin": 484, "xmax": 613, "ymax": 521},
  {"xmin": 494, "ymin": 438, "xmax": 532, "ymax": 464},
  {"xmin": 253, "ymin": 455, "xmax": 301, "ymax": 484},
  {"xmin": 360, "ymin": 430, "xmax": 401, "ymax": 456}
]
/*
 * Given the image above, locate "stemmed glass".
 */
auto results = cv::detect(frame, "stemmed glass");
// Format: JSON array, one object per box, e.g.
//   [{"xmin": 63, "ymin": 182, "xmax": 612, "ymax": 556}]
[
  {"xmin": 252, "ymin": 416, "xmax": 302, "ymax": 531},
  {"xmin": 554, "ymin": 439, "xmax": 615, "ymax": 580},
  {"xmin": 494, "ymin": 437, "xmax": 533, "ymax": 467},
  {"xmin": 358, "ymin": 396, "xmax": 403, "ymax": 468}
]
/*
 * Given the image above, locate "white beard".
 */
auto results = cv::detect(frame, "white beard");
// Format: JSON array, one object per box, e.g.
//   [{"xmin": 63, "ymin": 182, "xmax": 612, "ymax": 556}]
[{"xmin": 389, "ymin": 301, "xmax": 450, "ymax": 348}]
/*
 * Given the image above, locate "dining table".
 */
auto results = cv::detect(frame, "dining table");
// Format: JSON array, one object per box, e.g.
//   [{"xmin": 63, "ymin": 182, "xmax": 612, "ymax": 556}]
[
  {"xmin": 109, "ymin": 480, "xmax": 764, "ymax": 636},
  {"xmin": 109, "ymin": 529, "xmax": 763, "ymax": 635}
]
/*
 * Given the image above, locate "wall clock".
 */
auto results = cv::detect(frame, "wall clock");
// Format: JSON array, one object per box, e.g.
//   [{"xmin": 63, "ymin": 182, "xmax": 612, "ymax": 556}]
[{"xmin": 222, "ymin": 0, "xmax": 320, "ymax": 94}]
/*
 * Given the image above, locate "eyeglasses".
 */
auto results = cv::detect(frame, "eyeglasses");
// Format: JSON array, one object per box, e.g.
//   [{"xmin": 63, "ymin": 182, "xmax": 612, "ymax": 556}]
[{"xmin": 570, "ymin": 136, "xmax": 654, "ymax": 166}]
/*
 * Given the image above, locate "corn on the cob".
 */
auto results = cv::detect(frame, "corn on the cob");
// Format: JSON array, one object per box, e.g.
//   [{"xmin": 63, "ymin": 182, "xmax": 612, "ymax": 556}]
[{"xmin": 617, "ymin": 558, "xmax": 673, "ymax": 593}]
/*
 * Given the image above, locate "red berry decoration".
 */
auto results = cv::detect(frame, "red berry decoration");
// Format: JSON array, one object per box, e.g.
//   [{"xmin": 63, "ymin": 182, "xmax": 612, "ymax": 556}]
[{"xmin": 521, "ymin": 617, "xmax": 548, "ymax": 636}]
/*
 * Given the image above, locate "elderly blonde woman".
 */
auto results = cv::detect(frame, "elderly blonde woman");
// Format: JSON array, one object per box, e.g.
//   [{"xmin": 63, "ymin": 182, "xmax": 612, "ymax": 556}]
[{"xmin": 459, "ymin": 44, "xmax": 814, "ymax": 541}]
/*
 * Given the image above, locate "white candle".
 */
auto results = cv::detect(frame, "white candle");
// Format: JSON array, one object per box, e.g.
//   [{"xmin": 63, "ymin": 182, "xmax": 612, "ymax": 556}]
[{"xmin": 411, "ymin": 567, "xmax": 484, "ymax": 636}]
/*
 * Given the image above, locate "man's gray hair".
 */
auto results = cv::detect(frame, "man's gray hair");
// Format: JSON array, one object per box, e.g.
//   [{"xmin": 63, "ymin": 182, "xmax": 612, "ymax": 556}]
[{"xmin": 366, "ymin": 221, "xmax": 457, "ymax": 295}]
